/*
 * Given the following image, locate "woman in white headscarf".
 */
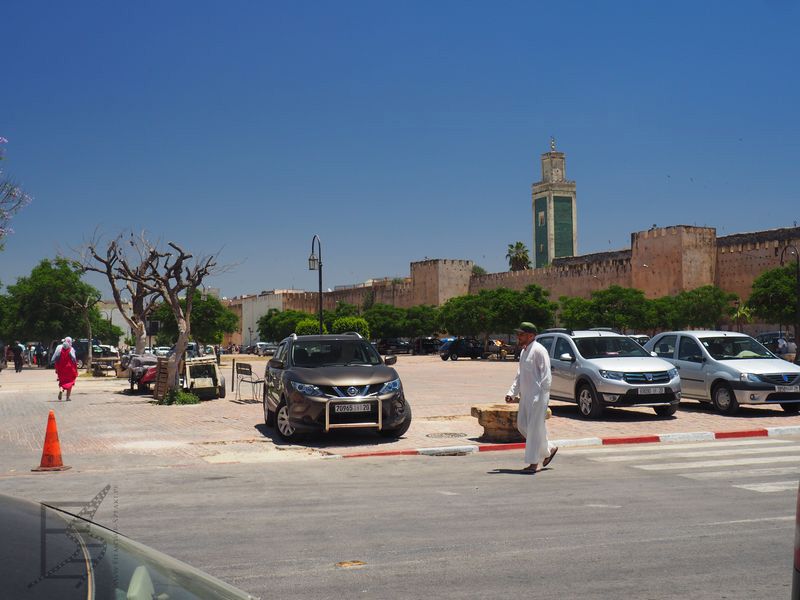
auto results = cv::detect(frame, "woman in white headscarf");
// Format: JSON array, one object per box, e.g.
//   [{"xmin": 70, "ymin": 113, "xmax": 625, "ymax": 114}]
[{"xmin": 53, "ymin": 337, "xmax": 78, "ymax": 401}]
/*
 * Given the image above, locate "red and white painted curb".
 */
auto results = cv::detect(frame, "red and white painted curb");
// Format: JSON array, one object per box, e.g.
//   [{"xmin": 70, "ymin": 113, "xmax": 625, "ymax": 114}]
[{"xmin": 339, "ymin": 425, "xmax": 800, "ymax": 459}]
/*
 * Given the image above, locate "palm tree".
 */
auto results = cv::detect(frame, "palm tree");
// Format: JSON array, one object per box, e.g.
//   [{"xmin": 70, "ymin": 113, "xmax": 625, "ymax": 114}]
[
  {"xmin": 732, "ymin": 302, "xmax": 752, "ymax": 332},
  {"xmin": 506, "ymin": 242, "xmax": 531, "ymax": 271}
]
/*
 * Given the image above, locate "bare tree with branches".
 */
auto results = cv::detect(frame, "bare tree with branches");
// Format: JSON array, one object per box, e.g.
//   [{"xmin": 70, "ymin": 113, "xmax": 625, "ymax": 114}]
[
  {"xmin": 82, "ymin": 232, "xmax": 161, "ymax": 354},
  {"xmin": 82, "ymin": 232, "xmax": 224, "ymax": 391}
]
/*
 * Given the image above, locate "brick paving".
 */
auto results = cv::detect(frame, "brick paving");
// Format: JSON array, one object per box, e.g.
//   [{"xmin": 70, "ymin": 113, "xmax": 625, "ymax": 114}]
[{"xmin": 1, "ymin": 355, "xmax": 799, "ymax": 474}]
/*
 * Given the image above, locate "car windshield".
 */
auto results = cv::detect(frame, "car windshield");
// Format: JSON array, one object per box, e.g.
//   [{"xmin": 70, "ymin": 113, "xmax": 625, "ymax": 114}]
[
  {"xmin": 575, "ymin": 336, "xmax": 650, "ymax": 359},
  {"xmin": 292, "ymin": 340, "xmax": 382, "ymax": 367},
  {"xmin": 699, "ymin": 336, "xmax": 774, "ymax": 360}
]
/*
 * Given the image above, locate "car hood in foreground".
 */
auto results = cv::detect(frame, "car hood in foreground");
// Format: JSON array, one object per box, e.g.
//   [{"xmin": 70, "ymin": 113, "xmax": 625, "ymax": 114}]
[
  {"xmin": 289, "ymin": 365, "xmax": 399, "ymax": 385},
  {"xmin": 585, "ymin": 357, "xmax": 676, "ymax": 372}
]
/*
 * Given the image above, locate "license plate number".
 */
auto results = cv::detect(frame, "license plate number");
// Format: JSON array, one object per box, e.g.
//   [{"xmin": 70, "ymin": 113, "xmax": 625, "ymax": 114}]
[
  {"xmin": 334, "ymin": 403, "xmax": 371, "ymax": 413},
  {"xmin": 776, "ymin": 385, "xmax": 800, "ymax": 393},
  {"xmin": 639, "ymin": 387, "xmax": 665, "ymax": 395}
]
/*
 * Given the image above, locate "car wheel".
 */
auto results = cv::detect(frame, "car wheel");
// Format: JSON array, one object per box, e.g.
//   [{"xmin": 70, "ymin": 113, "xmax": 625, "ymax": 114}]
[
  {"xmin": 781, "ymin": 403, "xmax": 800, "ymax": 414},
  {"xmin": 217, "ymin": 375, "xmax": 226, "ymax": 399},
  {"xmin": 263, "ymin": 388, "xmax": 275, "ymax": 426},
  {"xmin": 440, "ymin": 354, "xmax": 448, "ymax": 361},
  {"xmin": 450, "ymin": 353, "xmax": 459, "ymax": 361},
  {"xmin": 275, "ymin": 399, "xmax": 297, "ymax": 441},
  {"xmin": 654, "ymin": 404, "xmax": 678, "ymax": 417},
  {"xmin": 577, "ymin": 383, "xmax": 603, "ymax": 418},
  {"xmin": 379, "ymin": 405, "xmax": 413, "ymax": 438},
  {"xmin": 712, "ymin": 383, "xmax": 739, "ymax": 414}
]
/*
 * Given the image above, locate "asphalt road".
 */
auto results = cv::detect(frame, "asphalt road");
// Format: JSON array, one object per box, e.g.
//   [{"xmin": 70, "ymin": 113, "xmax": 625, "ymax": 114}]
[{"xmin": 3, "ymin": 436, "xmax": 798, "ymax": 599}]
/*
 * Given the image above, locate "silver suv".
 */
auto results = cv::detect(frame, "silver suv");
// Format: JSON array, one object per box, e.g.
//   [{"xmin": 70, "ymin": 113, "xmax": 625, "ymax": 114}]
[
  {"xmin": 645, "ymin": 330, "xmax": 800, "ymax": 414},
  {"xmin": 536, "ymin": 329, "xmax": 681, "ymax": 418}
]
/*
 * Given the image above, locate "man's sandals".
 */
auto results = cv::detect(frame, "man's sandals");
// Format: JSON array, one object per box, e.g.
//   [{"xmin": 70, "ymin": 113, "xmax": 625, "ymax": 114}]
[{"xmin": 542, "ymin": 447, "xmax": 559, "ymax": 468}]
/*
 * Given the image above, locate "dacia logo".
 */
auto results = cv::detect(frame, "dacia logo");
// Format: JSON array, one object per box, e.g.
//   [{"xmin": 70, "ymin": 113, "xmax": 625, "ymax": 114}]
[
  {"xmin": 784, "ymin": 375, "xmax": 790, "ymax": 383},
  {"xmin": 346, "ymin": 386, "xmax": 359, "ymax": 397},
  {"xmin": 645, "ymin": 373, "xmax": 653, "ymax": 381}
]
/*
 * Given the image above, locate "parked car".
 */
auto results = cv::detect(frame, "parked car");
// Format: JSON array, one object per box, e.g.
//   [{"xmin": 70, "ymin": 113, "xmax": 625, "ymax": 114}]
[
  {"xmin": 263, "ymin": 333, "xmax": 412, "ymax": 441},
  {"xmin": 754, "ymin": 331, "xmax": 789, "ymax": 355},
  {"xmin": 376, "ymin": 338, "xmax": 412, "ymax": 354},
  {"xmin": 410, "ymin": 336, "xmax": 441, "ymax": 355},
  {"xmin": 535, "ymin": 328, "xmax": 681, "ymax": 418},
  {"xmin": 645, "ymin": 330, "xmax": 800, "ymax": 414},
  {"xmin": 628, "ymin": 334, "xmax": 651, "ymax": 346},
  {"xmin": 0, "ymin": 493, "xmax": 254, "ymax": 599},
  {"xmin": 47, "ymin": 338, "xmax": 102, "ymax": 368},
  {"xmin": 439, "ymin": 338, "xmax": 486, "ymax": 361},
  {"xmin": 254, "ymin": 341, "xmax": 278, "ymax": 356}
]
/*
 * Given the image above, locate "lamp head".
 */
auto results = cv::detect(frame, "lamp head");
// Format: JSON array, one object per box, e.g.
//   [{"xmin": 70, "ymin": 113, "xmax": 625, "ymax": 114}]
[{"xmin": 308, "ymin": 253, "xmax": 319, "ymax": 271}]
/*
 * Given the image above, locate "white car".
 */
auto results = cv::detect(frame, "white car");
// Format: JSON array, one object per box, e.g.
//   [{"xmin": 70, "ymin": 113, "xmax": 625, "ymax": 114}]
[
  {"xmin": 535, "ymin": 329, "xmax": 681, "ymax": 418},
  {"xmin": 645, "ymin": 331, "xmax": 800, "ymax": 414}
]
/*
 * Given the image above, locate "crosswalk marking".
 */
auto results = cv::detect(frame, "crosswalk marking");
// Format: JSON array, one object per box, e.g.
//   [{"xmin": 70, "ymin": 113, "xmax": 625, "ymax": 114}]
[
  {"xmin": 593, "ymin": 445, "xmax": 800, "ymax": 462},
  {"xmin": 681, "ymin": 466, "xmax": 800, "ymax": 480},
  {"xmin": 635, "ymin": 454, "xmax": 800, "ymax": 470},
  {"xmin": 732, "ymin": 481, "xmax": 798, "ymax": 493},
  {"xmin": 567, "ymin": 438, "xmax": 790, "ymax": 455}
]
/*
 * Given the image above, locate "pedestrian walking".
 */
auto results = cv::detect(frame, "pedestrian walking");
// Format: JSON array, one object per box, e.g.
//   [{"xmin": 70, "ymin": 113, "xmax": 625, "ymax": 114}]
[
  {"xmin": 53, "ymin": 337, "xmax": 78, "ymax": 401},
  {"xmin": 786, "ymin": 338, "xmax": 797, "ymax": 364},
  {"xmin": 505, "ymin": 322, "xmax": 558, "ymax": 473},
  {"xmin": 11, "ymin": 341, "xmax": 24, "ymax": 373}
]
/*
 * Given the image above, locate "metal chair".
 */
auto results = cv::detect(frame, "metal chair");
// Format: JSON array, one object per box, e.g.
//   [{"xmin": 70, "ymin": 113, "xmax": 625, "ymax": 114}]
[{"xmin": 235, "ymin": 362, "xmax": 265, "ymax": 401}]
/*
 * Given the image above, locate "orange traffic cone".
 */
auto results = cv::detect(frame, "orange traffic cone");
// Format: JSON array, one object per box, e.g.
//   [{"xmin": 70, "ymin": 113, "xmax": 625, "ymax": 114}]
[{"xmin": 32, "ymin": 410, "xmax": 71, "ymax": 472}]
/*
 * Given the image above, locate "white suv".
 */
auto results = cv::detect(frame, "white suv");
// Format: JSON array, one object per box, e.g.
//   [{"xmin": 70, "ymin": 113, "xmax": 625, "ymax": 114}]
[
  {"xmin": 645, "ymin": 330, "xmax": 800, "ymax": 414},
  {"xmin": 535, "ymin": 329, "xmax": 681, "ymax": 418}
]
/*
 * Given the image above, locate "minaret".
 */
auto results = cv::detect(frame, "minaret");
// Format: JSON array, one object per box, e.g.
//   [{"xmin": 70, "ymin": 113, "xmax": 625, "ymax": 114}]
[{"xmin": 531, "ymin": 138, "xmax": 577, "ymax": 268}]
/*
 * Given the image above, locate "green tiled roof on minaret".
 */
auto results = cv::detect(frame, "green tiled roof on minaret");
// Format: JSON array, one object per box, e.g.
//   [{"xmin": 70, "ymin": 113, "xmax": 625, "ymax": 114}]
[{"xmin": 531, "ymin": 138, "xmax": 577, "ymax": 268}]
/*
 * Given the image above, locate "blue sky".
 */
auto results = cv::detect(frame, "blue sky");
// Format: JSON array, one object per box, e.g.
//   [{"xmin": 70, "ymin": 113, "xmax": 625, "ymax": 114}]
[{"xmin": 2, "ymin": 1, "xmax": 799, "ymax": 298}]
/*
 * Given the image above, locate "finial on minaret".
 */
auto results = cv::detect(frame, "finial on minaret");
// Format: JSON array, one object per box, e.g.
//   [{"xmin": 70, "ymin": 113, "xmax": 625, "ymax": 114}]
[{"xmin": 550, "ymin": 136, "xmax": 556, "ymax": 152}]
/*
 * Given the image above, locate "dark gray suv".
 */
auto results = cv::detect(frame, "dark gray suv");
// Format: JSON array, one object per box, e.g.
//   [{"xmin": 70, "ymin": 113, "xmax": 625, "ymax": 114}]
[{"xmin": 263, "ymin": 333, "xmax": 412, "ymax": 441}]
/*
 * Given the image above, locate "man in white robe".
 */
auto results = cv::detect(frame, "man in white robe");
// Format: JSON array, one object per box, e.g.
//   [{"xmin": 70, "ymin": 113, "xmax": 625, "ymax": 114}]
[{"xmin": 505, "ymin": 322, "xmax": 557, "ymax": 473}]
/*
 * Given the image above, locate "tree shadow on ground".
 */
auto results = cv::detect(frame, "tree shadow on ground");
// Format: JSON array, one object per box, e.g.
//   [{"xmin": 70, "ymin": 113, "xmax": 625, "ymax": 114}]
[{"xmin": 253, "ymin": 423, "xmax": 404, "ymax": 450}]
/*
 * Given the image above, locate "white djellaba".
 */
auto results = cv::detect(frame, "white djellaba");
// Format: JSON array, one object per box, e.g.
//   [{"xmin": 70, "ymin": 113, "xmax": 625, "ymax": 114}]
[{"xmin": 506, "ymin": 340, "xmax": 555, "ymax": 465}]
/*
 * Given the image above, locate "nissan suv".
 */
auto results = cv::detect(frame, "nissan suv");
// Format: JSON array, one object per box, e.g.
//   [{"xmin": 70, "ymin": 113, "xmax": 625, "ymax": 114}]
[
  {"xmin": 535, "ymin": 329, "xmax": 681, "ymax": 418},
  {"xmin": 263, "ymin": 333, "xmax": 412, "ymax": 441}
]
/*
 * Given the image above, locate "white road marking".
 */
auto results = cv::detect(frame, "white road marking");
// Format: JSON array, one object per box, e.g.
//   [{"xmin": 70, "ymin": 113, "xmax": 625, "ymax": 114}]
[
  {"xmin": 593, "ymin": 445, "xmax": 800, "ymax": 462},
  {"xmin": 700, "ymin": 516, "xmax": 794, "ymax": 526},
  {"xmin": 437, "ymin": 491, "xmax": 459, "ymax": 496},
  {"xmin": 732, "ymin": 481, "xmax": 798, "ymax": 493},
  {"xmin": 567, "ymin": 438, "xmax": 789, "ymax": 455},
  {"xmin": 681, "ymin": 466, "xmax": 800, "ymax": 480},
  {"xmin": 636, "ymin": 455, "xmax": 800, "ymax": 470}
]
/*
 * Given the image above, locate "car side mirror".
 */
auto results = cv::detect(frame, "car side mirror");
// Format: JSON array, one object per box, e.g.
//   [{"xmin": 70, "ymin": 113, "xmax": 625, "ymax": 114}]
[
  {"xmin": 559, "ymin": 352, "xmax": 575, "ymax": 362},
  {"xmin": 268, "ymin": 358, "xmax": 284, "ymax": 369},
  {"xmin": 384, "ymin": 355, "xmax": 397, "ymax": 366}
]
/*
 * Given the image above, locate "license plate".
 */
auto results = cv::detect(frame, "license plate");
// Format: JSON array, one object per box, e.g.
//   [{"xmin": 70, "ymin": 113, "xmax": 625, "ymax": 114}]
[
  {"xmin": 334, "ymin": 403, "xmax": 371, "ymax": 413},
  {"xmin": 639, "ymin": 387, "xmax": 665, "ymax": 395},
  {"xmin": 776, "ymin": 385, "xmax": 800, "ymax": 393}
]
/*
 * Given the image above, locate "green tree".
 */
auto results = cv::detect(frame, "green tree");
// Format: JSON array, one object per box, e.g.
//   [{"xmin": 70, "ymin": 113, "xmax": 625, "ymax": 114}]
[
  {"xmin": 472, "ymin": 264, "xmax": 487, "ymax": 276},
  {"xmin": 296, "ymin": 319, "xmax": 326, "ymax": 335},
  {"xmin": 404, "ymin": 304, "xmax": 440, "ymax": 338},
  {"xmin": 257, "ymin": 309, "xmax": 316, "ymax": 341},
  {"xmin": 590, "ymin": 286, "xmax": 651, "ymax": 332},
  {"xmin": 331, "ymin": 316, "xmax": 370, "ymax": 338},
  {"xmin": 363, "ymin": 303, "xmax": 406, "ymax": 339},
  {"xmin": 505, "ymin": 241, "xmax": 532, "ymax": 271},
  {"xmin": 558, "ymin": 296, "xmax": 594, "ymax": 330},
  {"xmin": 1, "ymin": 258, "xmax": 102, "ymax": 344},
  {"xmin": 151, "ymin": 292, "xmax": 238, "ymax": 345},
  {"xmin": 644, "ymin": 296, "xmax": 682, "ymax": 333},
  {"xmin": 748, "ymin": 265, "xmax": 796, "ymax": 327},
  {"xmin": 438, "ymin": 294, "xmax": 491, "ymax": 338},
  {"xmin": 676, "ymin": 285, "xmax": 737, "ymax": 329}
]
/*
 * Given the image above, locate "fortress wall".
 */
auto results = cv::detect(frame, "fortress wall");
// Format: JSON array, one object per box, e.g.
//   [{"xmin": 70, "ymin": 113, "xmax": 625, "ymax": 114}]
[
  {"xmin": 411, "ymin": 259, "xmax": 473, "ymax": 306},
  {"xmin": 716, "ymin": 227, "xmax": 800, "ymax": 300},
  {"xmin": 469, "ymin": 250, "xmax": 632, "ymax": 299}
]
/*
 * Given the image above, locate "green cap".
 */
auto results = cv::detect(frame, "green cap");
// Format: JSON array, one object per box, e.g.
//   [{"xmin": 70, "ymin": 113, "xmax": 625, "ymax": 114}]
[{"xmin": 515, "ymin": 322, "xmax": 538, "ymax": 334}]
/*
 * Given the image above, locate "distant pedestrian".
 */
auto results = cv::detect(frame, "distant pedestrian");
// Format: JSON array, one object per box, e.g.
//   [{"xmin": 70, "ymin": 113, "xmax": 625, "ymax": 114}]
[
  {"xmin": 53, "ymin": 337, "xmax": 78, "ymax": 401},
  {"xmin": 786, "ymin": 338, "xmax": 797, "ymax": 364},
  {"xmin": 777, "ymin": 336, "xmax": 788, "ymax": 357},
  {"xmin": 11, "ymin": 341, "xmax": 24, "ymax": 373},
  {"xmin": 35, "ymin": 342, "xmax": 46, "ymax": 367},
  {"xmin": 505, "ymin": 322, "xmax": 558, "ymax": 473}
]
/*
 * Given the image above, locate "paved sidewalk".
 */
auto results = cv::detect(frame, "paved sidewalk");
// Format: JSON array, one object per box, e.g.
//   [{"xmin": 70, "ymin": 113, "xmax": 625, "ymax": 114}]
[{"xmin": 1, "ymin": 356, "xmax": 799, "ymax": 474}]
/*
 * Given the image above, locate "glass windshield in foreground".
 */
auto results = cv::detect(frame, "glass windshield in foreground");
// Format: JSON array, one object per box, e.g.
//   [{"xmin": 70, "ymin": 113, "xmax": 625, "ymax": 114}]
[
  {"xmin": 699, "ymin": 336, "xmax": 774, "ymax": 360},
  {"xmin": 575, "ymin": 336, "xmax": 650, "ymax": 359},
  {"xmin": 292, "ymin": 340, "xmax": 382, "ymax": 367}
]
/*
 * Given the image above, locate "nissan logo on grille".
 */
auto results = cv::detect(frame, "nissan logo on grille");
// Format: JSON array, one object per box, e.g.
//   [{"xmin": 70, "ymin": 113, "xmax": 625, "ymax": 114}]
[{"xmin": 346, "ymin": 386, "xmax": 359, "ymax": 397}]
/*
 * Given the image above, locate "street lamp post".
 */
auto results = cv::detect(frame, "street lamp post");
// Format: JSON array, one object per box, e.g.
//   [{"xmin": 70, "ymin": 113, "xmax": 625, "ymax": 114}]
[
  {"xmin": 308, "ymin": 235, "xmax": 323, "ymax": 335},
  {"xmin": 780, "ymin": 244, "xmax": 800, "ymax": 347}
]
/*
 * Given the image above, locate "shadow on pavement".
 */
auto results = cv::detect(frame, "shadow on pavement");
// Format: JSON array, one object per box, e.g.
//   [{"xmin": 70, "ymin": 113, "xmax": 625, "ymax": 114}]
[{"xmin": 253, "ymin": 423, "xmax": 405, "ymax": 450}]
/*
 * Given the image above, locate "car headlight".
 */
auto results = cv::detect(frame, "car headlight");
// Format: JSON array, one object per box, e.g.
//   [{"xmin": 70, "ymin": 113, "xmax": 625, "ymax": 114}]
[
  {"xmin": 599, "ymin": 370, "xmax": 625, "ymax": 380},
  {"xmin": 667, "ymin": 368, "xmax": 679, "ymax": 379},
  {"xmin": 380, "ymin": 378, "xmax": 402, "ymax": 394},
  {"xmin": 740, "ymin": 373, "xmax": 761, "ymax": 383},
  {"xmin": 290, "ymin": 381, "xmax": 323, "ymax": 396}
]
